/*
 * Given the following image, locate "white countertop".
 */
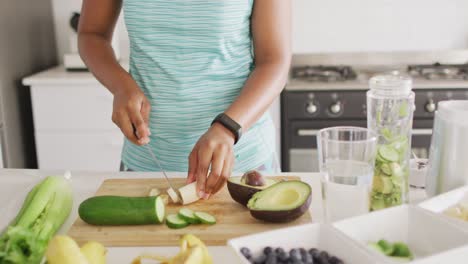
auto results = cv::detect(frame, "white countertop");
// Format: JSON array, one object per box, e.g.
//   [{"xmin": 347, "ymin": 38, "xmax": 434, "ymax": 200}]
[
  {"xmin": 0, "ymin": 169, "xmax": 331, "ymax": 264},
  {"xmin": 22, "ymin": 62, "xmax": 129, "ymax": 86}
]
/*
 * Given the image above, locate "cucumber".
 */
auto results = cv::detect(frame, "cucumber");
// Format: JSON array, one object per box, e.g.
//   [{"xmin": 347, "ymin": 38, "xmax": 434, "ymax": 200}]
[
  {"xmin": 194, "ymin": 212, "xmax": 216, "ymax": 225},
  {"xmin": 178, "ymin": 208, "xmax": 200, "ymax": 224},
  {"xmin": 79, "ymin": 195, "xmax": 165, "ymax": 225},
  {"xmin": 378, "ymin": 145, "xmax": 399, "ymax": 162},
  {"xmin": 166, "ymin": 214, "xmax": 190, "ymax": 229}
]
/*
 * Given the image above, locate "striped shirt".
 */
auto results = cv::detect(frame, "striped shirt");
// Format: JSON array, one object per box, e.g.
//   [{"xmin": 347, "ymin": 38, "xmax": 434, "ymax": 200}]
[{"xmin": 121, "ymin": 0, "xmax": 277, "ymax": 172}]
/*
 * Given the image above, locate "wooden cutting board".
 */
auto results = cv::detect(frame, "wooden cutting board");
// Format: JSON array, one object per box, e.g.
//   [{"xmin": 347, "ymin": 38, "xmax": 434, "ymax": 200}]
[{"xmin": 68, "ymin": 177, "xmax": 312, "ymax": 246}]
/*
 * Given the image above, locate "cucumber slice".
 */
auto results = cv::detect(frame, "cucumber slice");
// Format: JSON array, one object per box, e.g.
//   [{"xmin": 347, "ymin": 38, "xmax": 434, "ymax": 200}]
[
  {"xmin": 154, "ymin": 196, "xmax": 166, "ymax": 223},
  {"xmin": 380, "ymin": 164, "xmax": 392, "ymax": 175},
  {"xmin": 194, "ymin": 212, "xmax": 216, "ymax": 225},
  {"xmin": 178, "ymin": 208, "xmax": 200, "ymax": 224},
  {"xmin": 378, "ymin": 145, "xmax": 399, "ymax": 162},
  {"xmin": 166, "ymin": 214, "xmax": 189, "ymax": 229}
]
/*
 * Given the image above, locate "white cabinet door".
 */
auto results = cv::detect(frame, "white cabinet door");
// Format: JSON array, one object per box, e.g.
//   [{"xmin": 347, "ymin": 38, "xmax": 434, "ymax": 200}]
[
  {"xmin": 35, "ymin": 132, "xmax": 124, "ymax": 171},
  {"xmin": 31, "ymin": 84, "xmax": 115, "ymax": 132}
]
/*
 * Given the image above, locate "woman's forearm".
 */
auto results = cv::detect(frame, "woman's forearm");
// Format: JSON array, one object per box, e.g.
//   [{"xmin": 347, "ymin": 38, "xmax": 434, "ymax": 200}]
[
  {"xmin": 224, "ymin": 59, "xmax": 290, "ymax": 131},
  {"xmin": 78, "ymin": 33, "xmax": 134, "ymax": 95},
  {"xmin": 224, "ymin": 0, "xmax": 291, "ymax": 132}
]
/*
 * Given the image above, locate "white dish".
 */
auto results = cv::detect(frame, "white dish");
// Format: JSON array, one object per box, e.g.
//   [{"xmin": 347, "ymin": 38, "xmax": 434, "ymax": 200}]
[
  {"xmin": 419, "ymin": 185, "xmax": 468, "ymax": 230},
  {"xmin": 228, "ymin": 223, "xmax": 376, "ymax": 264},
  {"xmin": 333, "ymin": 205, "xmax": 468, "ymax": 263}
]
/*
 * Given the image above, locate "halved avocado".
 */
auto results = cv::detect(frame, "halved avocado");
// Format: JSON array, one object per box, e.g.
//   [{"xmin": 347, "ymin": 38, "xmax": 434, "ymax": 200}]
[
  {"xmin": 227, "ymin": 176, "xmax": 277, "ymax": 206},
  {"xmin": 247, "ymin": 181, "xmax": 312, "ymax": 223}
]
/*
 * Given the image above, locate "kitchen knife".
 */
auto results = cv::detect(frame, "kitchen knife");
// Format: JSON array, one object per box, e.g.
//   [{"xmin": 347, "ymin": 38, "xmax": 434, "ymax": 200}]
[
  {"xmin": 133, "ymin": 125, "xmax": 181, "ymax": 200},
  {"xmin": 144, "ymin": 144, "xmax": 181, "ymax": 198}
]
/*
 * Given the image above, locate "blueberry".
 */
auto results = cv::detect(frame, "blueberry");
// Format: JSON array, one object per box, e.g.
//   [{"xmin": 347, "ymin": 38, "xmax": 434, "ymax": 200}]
[
  {"xmin": 290, "ymin": 249, "xmax": 301, "ymax": 260},
  {"xmin": 264, "ymin": 246, "xmax": 274, "ymax": 255},
  {"xmin": 299, "ymin": 248, "xmax": 307, "ymax": 255},
  {"xmin": 278, "ymin": 252, "xmax": 289, "ymax": 262},
  {"xmin": 311, "ymin": 250, "xmax": 321, "ymax": 261},
  {"xmin": 275, "ymin": 247, "xmax": 285, "ymax": 255},
  {"xmin": 318, "ymin": 255, "xmax": 329, "ymax": 264},
  {"xmin": 241, "ymin": 247, "xmax": 252, "ymax": 258},
  {"xmin": 319, "ymin": 251, "xmax": 329, "ymax": 260},
  {"xmin": 292, "ymin": 259, "xmax": 304, "ymax": 264},
  {"xmin": 328, "ymin": 256, "xmax": 343, "ymax": 264},
  {"xmin": 303, "ymin": 253, "xmax": 314, "ymax": 264},
  {"xmin": 254, "ymin": 254, "xmax": 267, "ymax": 264},
  {"xmin": 266, "ymin": 254, "xmax": 278, "ymax": 264}
]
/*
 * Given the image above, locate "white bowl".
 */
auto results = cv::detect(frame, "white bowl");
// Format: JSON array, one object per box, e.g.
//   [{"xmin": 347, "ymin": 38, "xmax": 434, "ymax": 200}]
[
  {"xmin": 333, "ymin": 205, "xmax": 468, "ymax": 263},
  {"xmin": 419, "ymin": 185, "xmax": 468, "ymax": 231},
  {"xmin": 228, "ymin": 223, "xmax": 376, "ymax": 264}
]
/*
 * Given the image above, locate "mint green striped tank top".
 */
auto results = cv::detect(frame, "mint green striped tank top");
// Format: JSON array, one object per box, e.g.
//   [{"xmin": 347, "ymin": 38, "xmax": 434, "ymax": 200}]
[{"xmin": 121, "ymin": 0, "xmax": 278, "ymax": 172}]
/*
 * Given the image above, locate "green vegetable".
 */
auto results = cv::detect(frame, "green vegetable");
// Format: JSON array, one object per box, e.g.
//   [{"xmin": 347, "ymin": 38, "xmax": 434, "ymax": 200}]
[
  {"xmin": 0, "ymin": 176, "xmax": 73, "ymax": 264},
  {"xmin": 378, "ymin": 145, "xmax": 399, "ymax": 162},
  {"xmin": 368, "ymin": 240, "xmax": 413, "ymax": 261},
  {"xmin": 166, "ymin": 214, "xmax": 190, "ymax": 229},
  {"xmin": 79, "ymin": 195, "xmax": 165, "ymax": 225},
  {"xmin": 178, "ymin": 208, "xmax": 200, "ymax": 224},
  {"xmin": 377, "ymin": 239, "xmax": 395, "ymax": 255},
  {"xmin": 393, "ymin": 242, "xmax": 413, "ymax": 258},
  {"xmin": 194, "ymin": 212, "xmax": 216, "ymax": 225}
]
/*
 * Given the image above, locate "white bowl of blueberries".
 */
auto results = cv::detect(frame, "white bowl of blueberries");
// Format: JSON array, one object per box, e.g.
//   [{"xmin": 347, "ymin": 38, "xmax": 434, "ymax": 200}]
[{"xmin": 228, "ymin": 223, "xmax": 376, "ymax": 264}]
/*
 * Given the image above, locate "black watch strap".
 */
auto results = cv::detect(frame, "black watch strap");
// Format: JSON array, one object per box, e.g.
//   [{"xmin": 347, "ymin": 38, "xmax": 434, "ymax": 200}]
[{"xmin": 211, "ymin": 113, "xmax": 242, "ymax": 144}]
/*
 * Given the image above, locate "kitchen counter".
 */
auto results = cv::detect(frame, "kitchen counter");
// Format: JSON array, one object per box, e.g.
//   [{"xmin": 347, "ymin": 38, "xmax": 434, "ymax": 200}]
[
  {"xmin": 22, "ymin": 62, "xmax": 129, "ymax": 86},
  {"xmin": 286, "ymin": 77, "xmax": 468, "ymax": 91},
  {"xmin": 0, "ymin": 169, "xmax": 427, "ymax": 263},
  {"xmin": 0, "ymin": 169, "xmax": 326, "ymax": 263}
]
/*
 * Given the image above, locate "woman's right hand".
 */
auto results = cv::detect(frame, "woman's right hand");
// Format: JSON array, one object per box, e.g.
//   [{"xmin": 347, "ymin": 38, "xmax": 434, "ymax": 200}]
[{"xmin": 111, "ymin": 84, "xmax": 151, "ymax": 146}]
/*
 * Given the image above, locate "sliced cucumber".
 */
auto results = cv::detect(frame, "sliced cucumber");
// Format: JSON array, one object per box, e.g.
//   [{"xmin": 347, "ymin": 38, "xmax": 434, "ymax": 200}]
[
  {"xmin": 166, "ymin": 214, "xmax": 189, "ymax": 229},
  {"xmin": 178, "ymin": 208, "xmax": 200, "ymax": 224},
  {"xmin": 194, "ymin": 212, "xmax": 216, "ymax": 225},
  {"xmin": 154, "ymin": 196, "xmax": 166, "ymax": 223},
  {"xmin": 378, "ymin": 145, "xmax": 399, "ymax": 162}
]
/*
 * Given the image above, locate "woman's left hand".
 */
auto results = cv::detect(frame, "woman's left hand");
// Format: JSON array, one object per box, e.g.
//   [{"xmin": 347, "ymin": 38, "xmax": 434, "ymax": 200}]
[{"xmin": 187, "ymin": 123, "xmax": 235, "ymax": 200}]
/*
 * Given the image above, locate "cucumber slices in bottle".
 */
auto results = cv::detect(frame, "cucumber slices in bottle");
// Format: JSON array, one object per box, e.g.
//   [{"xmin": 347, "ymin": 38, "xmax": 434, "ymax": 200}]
[{"xmin": 367, "ymin": 74, "xmax": 414, "ymax": 211}]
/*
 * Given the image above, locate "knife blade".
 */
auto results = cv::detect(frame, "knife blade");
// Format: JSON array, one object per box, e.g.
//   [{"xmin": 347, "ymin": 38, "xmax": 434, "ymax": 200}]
[
  {"xmin": 144, "ymin": 144, "xmax": 179, "ymax": 195},
  {"xmin": 133, "ymin": 124, "xmax": 181, "ymax": 199}
]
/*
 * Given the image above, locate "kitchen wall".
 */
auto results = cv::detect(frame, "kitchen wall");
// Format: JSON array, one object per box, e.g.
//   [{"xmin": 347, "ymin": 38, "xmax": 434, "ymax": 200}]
[
  {"xmin": 292, "ymin": 0, "xmax": 468, "ymax": 53},
  {"xmin": 52, "ymin": 0, "xmax": 468, "ymax": 62},
  {"xmin": 0, "ymin": 0, "xmax": 58, "ymax": 168}
]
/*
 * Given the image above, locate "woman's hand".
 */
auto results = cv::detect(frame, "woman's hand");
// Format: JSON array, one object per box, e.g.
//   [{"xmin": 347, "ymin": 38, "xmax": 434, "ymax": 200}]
[
  {"xmin": 111, "ymin": 84, "xmax": 151, "ymax": 145},
  {"xmin": 187, "ymin": 123, "xmax": 235, "ymax": 199}
]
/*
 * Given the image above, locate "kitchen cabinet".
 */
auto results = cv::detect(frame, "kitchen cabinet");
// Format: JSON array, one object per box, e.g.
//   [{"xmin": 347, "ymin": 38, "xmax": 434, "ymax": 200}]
[{"xmin": 23, "ymin": 67, "xmax": 123, "ymax": 171}]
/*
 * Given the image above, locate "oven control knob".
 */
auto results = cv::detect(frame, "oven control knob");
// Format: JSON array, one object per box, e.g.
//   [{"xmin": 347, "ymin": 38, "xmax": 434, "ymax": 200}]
[
  {"xmin": 329, "ymin": 102, "xmax": 342, "ymax": 114},
  {"xmin": 306, "ymin": 102, "xmax": 318, "ymax": 114},
  {"xmin": 425, "ymin": 100, "xmax": 436, "ymax": 113}
]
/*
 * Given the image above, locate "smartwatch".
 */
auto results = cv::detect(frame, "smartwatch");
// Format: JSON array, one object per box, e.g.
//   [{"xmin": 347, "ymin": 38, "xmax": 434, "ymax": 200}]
[{"xmin": 211, "ymin": 113, "xmax": 242, "ymax": 144}]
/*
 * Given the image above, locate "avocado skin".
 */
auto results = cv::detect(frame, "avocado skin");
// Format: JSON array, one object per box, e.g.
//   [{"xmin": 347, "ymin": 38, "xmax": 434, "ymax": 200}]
[
  {"xmin": 227, "ymin": 179, "xmax": 264, "ymax": 206},
  {"xmin": 249, "ymin": 194, "xmax": 312, "ymax": 223}
]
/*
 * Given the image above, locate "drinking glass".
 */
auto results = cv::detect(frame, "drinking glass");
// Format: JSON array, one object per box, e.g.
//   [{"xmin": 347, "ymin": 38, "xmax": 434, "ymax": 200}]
[{"xmin": 317, "ymin": 126, "xmax": 377, "ymax": 222}]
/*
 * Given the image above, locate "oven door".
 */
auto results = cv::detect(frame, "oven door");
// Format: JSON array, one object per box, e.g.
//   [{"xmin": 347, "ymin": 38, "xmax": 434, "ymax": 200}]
[{"xmin": 287, "ymin": 121, "xmax": 433, "ymax": 172}]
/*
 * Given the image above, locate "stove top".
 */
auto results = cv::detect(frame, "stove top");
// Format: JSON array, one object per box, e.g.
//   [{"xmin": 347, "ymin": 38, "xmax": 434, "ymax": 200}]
[
  {"xmin": 407, "ymin": 63, "xmax": 468, "ymax": 80},
  {"xmin": 291, "ymin": 65, "xmax": 357, "ymax": 82}
]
